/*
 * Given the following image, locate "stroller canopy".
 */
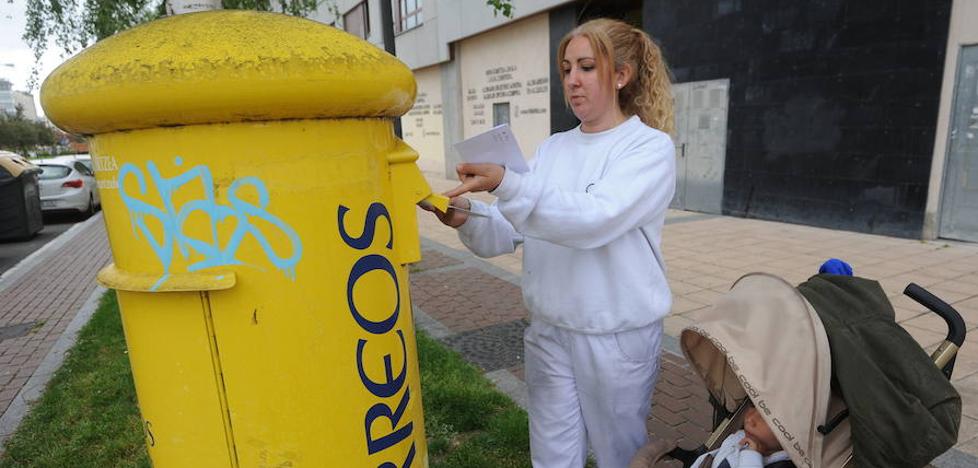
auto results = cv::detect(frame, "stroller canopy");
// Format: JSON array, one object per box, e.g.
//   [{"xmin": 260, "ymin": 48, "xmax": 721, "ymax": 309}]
[
  {"xmin": 797, "ymin": 274, "xmax": 960, "ymax": 468},
  {"xmin": 680, "ymin": 273, "xmax": 836, "ymax": 468}
]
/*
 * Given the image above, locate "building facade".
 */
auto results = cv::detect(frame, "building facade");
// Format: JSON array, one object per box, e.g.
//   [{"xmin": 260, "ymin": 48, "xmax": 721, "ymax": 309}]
[
  {"xmin": 314, "ymin": 0, "xmax": 571, "ymax": 176},
  {"xmin": 313, "ymin": 0, "xmax": 975, "ymax": 242},
  {"xmin": 926, "ymin": 0, "xmax": 978, "ymax": 243},
  {"xmin": 0, "ymin": 79, "xmax": 38, "ymax": 120},
  {"xmin": 0, "ymin": 79, "xmax": 16, "ymax": 116},
  {"xmin": 12, "ymin": 91, "xmax": 38, "ymax": 120}
]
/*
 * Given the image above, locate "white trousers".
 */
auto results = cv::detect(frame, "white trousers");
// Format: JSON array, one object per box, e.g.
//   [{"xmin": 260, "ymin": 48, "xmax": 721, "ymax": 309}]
[{"xmin": 524, "ymin": 320, "xmax": 662, "ymax": 468}]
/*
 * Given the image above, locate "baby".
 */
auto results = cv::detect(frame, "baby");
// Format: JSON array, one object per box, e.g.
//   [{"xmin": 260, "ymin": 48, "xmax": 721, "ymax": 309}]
[{"xmin": 691, "ymin": 404, "xmax": 792, "ymax": 468}]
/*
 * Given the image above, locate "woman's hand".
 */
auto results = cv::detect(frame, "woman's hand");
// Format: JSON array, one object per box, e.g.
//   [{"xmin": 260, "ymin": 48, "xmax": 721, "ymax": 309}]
[
  {"xmin": 444, "ymin": 163, "xmax": 505, "ymax": 198},
  {"xmin": 420, "ymin": 196, "xmax": 471, "ymax": 228}
]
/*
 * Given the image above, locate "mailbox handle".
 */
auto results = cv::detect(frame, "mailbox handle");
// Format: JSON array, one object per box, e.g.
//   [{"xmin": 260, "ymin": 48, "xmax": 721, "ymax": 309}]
[{"xmin": 97, "ymin": 264, "xmax": 236, "ymax": 292}]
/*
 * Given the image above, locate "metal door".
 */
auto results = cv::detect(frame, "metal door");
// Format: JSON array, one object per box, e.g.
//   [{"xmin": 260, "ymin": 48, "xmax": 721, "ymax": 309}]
[
  {"xmin": 670, "ymin": 83, "xmax": 689, "ymax": 209},
  {"xmin": 670, "ymin": 79, "xmax": 729, "ymax": 214},
  {"xmin": 940, "ymin": 45, "xmax": 978, "ymax": 242}
]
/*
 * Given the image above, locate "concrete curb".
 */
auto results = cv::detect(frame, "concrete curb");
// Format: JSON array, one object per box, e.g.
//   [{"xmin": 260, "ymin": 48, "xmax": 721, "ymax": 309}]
[
  {"xmin": 412, "ymin": 304, "xmax": 453, "ymax": 340},
  {"xmin": 485, "ymin": 369, "xmax": 529, "ymax": 411},
  {"xmin": 0, "ymin": 285, "xmax": 107, "ymax": 454},
  {"xmin": 413, "ymin": 300, "xmax": 534, "ymax": 413}
]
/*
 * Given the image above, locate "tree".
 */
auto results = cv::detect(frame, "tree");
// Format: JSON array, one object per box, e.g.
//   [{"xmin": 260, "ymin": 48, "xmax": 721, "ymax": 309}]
[
  {"xmin": 21, "ymin": 0, "xmax": 321, "ymax": 88},
  {"xmin": 0, "ymin": 111, "xmax": 57, "ymax": 156},
  {"xmin": 486, "ymin": 0, "xmax": 514, "ymax": 18},
  {"xmin": 22, "ymin": 0, "xmax": 515, "ymax": 89}
]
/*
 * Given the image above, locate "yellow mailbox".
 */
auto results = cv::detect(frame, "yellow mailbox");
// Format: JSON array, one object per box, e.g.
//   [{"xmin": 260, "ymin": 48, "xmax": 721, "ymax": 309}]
[{"xmin": 42, "ymin": 10, "xmax": 435, "ymax": 467}]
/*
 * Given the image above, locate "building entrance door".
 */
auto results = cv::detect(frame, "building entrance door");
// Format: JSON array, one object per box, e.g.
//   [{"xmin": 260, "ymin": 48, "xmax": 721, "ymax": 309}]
[
  {"xmin": 670, "ymin": 79, "xmax": 729, "ymax": 214},
  {"xmin": 940, "ymin": 45, "xmax": 978, "ymax": 242}
]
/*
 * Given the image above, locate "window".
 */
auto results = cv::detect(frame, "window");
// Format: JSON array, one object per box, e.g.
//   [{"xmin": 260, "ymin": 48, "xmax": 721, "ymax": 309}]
[
  {"xmin": 78, "ymin": 159, "xmax": 94, "ymax": 173},
  {"xmin": 39, "ymin": 165, "xmax": 71, "ymax": 180},
  {"xmin": 74, "ymin": 161, "xmax": 93, "ymax": 176},
  {"xmin": 343, "ymin": 2, "xmax": 369, "ymax": 39},
  {"xmin": 393, "ymin": 0, "xmax": 423, "ymax": 34},
  {"xmin": 493, "ymin": 102, "xmax": 510, "ymax": 127}
]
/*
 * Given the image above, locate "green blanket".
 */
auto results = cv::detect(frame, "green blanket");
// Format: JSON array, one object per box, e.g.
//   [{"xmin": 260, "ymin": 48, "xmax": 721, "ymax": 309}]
[{"xmin": 797, "ymin": 275, "xmax": 960, "ymax": 468}]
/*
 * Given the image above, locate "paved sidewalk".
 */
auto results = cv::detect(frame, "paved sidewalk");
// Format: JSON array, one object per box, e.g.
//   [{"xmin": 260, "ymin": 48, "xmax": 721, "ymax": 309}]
[
  {"xmin": 0, "ymin": 214, "xmax": 111, "ymax": 446},
  {"xmin": 415, "ymin": 172, "xmax": 978, "ymax": 467}
]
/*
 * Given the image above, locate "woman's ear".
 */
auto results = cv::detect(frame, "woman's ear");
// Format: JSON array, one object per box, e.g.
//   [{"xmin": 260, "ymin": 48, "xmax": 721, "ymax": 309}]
[{"xmin": 616, "ymin": 63, "xmax": 634, "ymax": 89}]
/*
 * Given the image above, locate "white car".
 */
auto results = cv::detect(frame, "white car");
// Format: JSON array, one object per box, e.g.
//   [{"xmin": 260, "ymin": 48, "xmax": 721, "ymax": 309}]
[{"xmin": 35, "ymin": 154, "xmax": 101, "ymax": 216}]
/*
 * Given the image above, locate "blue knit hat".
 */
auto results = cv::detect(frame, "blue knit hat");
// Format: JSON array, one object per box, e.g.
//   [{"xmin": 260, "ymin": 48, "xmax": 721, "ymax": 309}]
[{"xmin": 819, "ymin": 258, "xmax": 853, "ymax": 276}]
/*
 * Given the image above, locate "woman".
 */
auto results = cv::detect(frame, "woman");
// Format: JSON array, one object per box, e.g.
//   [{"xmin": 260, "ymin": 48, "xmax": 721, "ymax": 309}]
[{"xmin": 429, "ymin": 18, "xmax": 675, "ymax": 467}]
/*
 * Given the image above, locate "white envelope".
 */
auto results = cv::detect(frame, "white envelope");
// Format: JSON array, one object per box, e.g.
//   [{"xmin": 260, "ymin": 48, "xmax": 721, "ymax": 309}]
[{"xmin": 453, "ymin": 124, "xmax": 530, "ymax": 173}]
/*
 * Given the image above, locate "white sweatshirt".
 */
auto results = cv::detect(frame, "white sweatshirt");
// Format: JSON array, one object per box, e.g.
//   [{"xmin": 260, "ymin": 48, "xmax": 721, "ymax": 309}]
[{"xmin": 457, "ymin": 116, "xmax": 675, "ymax": 333}]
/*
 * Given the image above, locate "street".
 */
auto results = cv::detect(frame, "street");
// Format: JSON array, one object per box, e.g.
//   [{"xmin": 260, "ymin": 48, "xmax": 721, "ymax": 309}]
[{"xmin": 0, "ymin": 212, "xmax": 90, "ymax": 277}]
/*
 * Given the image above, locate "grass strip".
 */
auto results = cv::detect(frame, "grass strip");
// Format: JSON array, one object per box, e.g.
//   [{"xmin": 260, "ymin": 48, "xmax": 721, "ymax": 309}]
[
  {"xmin": 417, "ymin": 330, "xmax": 530, "ymax": 468},
  {"xmin": 0, "ymin": 292, "xmax": 149, "ymax": 468},
  {"xmin": 0, "ymin": 291, "xmax": 532, "ymax": 467}
]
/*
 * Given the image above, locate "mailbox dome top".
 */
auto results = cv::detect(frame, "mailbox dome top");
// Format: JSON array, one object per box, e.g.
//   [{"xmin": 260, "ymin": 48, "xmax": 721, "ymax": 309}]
[{"xmin": 41, "ymin": 10, "xmax": 416, "ymax": 134}]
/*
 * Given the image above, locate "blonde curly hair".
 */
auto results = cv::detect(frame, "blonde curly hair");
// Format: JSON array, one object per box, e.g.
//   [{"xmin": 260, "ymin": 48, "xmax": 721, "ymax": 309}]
[{"xmin": 557, "ymin": 18, "xmax": 674, "ymax": 134}]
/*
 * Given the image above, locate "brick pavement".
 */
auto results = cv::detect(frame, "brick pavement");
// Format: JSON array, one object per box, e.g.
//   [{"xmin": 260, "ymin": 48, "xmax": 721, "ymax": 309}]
[{"xmin": 0, "ymin": 214, "xmax": 110, "ymax": 417}]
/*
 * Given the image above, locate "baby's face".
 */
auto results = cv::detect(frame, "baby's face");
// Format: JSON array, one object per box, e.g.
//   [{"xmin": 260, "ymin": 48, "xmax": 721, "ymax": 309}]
[{"xmin": 743, "ymin": 407, "xmax": 782, "ymax": 455}]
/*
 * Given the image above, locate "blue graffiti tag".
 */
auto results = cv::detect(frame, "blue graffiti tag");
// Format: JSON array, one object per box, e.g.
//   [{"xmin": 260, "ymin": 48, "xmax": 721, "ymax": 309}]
[{"xmin": 118, "ymin": 158, "xmax": 303, "ymax": 291}]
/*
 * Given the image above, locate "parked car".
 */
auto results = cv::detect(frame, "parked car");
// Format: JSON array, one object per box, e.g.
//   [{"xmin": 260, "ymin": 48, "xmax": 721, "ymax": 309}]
[{"xmin": 34, "ymin": 154, "xmax": 101, "ymax": 216}]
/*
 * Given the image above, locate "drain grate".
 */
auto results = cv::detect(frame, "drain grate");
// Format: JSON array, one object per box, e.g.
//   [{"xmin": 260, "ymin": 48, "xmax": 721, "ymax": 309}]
[{"xmin": 0, "ymin": 321, "xmax": 39, "ymax": 342}]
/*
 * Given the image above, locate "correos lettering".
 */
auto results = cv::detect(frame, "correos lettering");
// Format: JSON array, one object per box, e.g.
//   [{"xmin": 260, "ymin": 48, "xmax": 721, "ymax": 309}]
[{"xmin": 339, "ymin": 202, "xmax": 416, "ymax": 467}]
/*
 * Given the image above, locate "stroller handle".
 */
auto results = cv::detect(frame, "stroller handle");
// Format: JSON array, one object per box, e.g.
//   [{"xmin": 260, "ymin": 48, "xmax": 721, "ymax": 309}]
[{"xmin": 904, "ymin": 283, "xmax": 966, "ymax": 347}]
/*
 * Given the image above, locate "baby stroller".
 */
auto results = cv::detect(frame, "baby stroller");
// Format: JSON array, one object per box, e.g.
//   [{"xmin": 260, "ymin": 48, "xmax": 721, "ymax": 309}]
[{"xmin": 632, "ymin": 272, "xmax": 965, "ymax": 468}]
